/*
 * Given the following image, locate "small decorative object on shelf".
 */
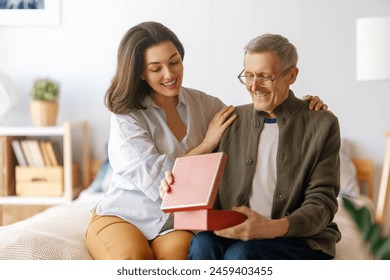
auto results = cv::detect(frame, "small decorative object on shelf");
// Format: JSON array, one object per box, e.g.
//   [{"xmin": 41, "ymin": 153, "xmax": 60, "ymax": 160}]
[{"xmin": 30, "ymin": 78, "xmax": 60, "ymax": 126}]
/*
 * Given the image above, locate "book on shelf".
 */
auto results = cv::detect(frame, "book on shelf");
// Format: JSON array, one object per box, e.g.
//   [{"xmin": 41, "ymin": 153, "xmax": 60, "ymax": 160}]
[
  {"xmin": 15, "ymin": 139, "xmax": 60, "ymax": 167},
  {"xmin": 0, "ymin": 136, "xmax": 16, "ymax": 196},
  {"xmin": 20, "ymin": 140, "xmax": 34, "ymax": 166},
  {"xmin": 27, "ymin": 140, "xmax": 45, "ymax": 167},
  {"xmin": 11, "ymin": 139, "xmax": 27, "ymax": 166},
  {"xmin": 39, "ymin": 140, "xmax": 52, "ymax": 166},
  {"xmin": 53, "ymin": 141, "xmax": 63, "ymax": 165},
  {"xmin": 44, "ymin": 140, "xmax": 59, "ymax": 166}
]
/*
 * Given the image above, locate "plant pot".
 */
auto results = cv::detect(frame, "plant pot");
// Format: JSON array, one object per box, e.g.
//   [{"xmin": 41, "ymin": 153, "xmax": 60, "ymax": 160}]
[{"xmin": 30, "ymin": 100, "xmax": 59, "ymax": 126}]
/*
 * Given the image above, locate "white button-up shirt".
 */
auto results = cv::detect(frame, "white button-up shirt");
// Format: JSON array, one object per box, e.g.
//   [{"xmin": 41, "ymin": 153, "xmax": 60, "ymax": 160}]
[{"xmin": 94, "ymin": 87, "xmax": 225, "ymax": 239}]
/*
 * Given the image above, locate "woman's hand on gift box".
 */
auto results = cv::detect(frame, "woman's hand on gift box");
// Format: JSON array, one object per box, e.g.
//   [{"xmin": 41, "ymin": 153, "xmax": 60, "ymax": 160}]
[{"xmin": 159, "ymin": 170, "xmax": 173, "ymax": 199}]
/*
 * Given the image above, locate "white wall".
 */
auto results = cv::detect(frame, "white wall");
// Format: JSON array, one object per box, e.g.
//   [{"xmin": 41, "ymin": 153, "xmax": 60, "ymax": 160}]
[{"xmin": 1, "ymin": 0, "xmax": 390, "ymax": 230}]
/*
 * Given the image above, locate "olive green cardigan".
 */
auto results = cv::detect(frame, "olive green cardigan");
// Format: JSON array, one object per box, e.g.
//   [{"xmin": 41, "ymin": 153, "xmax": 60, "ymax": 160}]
[{"xmin": 216, "ymin": 91, "xmax": 341, "ymax": 257}]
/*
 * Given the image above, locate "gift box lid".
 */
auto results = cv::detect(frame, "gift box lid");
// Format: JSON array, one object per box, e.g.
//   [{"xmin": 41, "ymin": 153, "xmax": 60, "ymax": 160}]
[{"xmin": 161, "ymin": 152, "xmax": 227, "ymax": 213}]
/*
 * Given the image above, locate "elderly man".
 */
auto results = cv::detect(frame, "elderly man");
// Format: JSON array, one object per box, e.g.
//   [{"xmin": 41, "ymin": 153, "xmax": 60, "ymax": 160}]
[{"xmin": 187, "ymin": 33, "xmax": 341, "ymax": 260}]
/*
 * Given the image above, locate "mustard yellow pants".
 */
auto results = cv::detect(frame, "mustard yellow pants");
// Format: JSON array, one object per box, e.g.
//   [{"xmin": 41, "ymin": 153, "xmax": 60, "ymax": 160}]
[{"xmin": 86, "ymin": 212, "xmax": 194, "ymax": 260}]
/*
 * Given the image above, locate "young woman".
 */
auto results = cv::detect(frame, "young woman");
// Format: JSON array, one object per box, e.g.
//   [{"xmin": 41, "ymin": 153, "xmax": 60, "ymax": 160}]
[{"xmin": 86, "ymin": 21, "xmax": 326, "ymax": 260}]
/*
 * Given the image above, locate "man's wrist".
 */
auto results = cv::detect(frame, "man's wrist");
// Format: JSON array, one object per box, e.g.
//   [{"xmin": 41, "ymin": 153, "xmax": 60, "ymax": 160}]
[{"xmin": 268, "ymin": 218, "xmax": 289, "ymax": 238}]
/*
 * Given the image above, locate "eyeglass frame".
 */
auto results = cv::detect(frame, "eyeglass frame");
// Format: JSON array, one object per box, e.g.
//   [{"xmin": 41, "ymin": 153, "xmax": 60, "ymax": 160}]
[{"xmin": 237, "ymin": 66, "xmax": 294, "ymax": 88}]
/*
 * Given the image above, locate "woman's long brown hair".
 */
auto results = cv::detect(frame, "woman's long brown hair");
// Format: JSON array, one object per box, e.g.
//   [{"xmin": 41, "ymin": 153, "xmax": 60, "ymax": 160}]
[{"xmin": 104, "ymin": 21, "xmax": 185, "ymax": 114}]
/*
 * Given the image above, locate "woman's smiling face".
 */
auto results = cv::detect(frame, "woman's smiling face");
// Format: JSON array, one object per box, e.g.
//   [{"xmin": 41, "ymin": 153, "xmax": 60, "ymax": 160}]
[{"xmin": 142, "ymin": 40, "xmax": 184, "ymax": 99}]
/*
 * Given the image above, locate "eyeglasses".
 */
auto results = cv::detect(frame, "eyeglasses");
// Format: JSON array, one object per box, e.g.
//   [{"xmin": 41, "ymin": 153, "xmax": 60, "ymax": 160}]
[{"xmin": 237, "ymin": 67, "xmax": 293, "ymax": 88}]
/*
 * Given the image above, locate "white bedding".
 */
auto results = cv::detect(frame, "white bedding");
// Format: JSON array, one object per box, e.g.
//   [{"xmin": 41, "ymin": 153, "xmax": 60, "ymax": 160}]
[
  {"xmin": 0, "ymin": 191, "xmax": 101, "ymax": 260},
  {"xmin": 0, "ymin": 190, "xmax": 375, "ymax": 260}
]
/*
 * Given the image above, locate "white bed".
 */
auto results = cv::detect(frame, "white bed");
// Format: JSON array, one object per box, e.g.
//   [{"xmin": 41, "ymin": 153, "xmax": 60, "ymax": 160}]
[{"xmin": 0, "ymin": 141, "xmax": 378, "ymax": 260}]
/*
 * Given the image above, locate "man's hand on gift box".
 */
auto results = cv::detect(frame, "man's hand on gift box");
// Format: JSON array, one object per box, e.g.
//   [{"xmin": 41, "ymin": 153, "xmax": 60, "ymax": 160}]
[{"xmin": 213, "ymin": 206, "xmax": 289, "ymax": 241}]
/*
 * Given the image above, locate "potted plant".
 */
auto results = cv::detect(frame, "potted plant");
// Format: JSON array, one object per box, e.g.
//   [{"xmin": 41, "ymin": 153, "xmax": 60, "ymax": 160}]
[
  {"xmin": 343, "ymin": 197, "xmax": 390, "ymax": 259},
  {"xmin": 30, "ymin": 79, "xmax": 60, "ymax": 126}
]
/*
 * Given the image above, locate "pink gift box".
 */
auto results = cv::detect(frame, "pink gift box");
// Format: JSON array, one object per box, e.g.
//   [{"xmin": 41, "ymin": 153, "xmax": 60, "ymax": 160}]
[
  {"xmin": 161, "ymin": 152, "xmax": 246, "ymax": 230},
  {"xmin": 174, "ymin": 209, "xmax": 247, "ymax": 231}
]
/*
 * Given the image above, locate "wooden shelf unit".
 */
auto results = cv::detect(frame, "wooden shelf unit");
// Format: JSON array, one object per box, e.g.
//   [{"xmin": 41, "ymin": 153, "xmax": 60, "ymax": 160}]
[{"xmin": 0, "ymin": 121, "xmax": 89, "ymax": 225}]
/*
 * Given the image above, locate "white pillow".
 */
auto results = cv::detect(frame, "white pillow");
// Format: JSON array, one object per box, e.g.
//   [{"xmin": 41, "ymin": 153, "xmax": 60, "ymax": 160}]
[
  {"xmin": 339, "ymin": 139, "xmax": 360, "ymax": 197},
  {"xmin": 89, "ymin": 159, "xmax": 112, "ymax": 193}
]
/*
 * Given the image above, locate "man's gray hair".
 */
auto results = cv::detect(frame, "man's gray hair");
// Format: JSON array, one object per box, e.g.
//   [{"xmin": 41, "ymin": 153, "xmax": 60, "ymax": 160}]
[{"xmin": 244, "ymin": 33, "xmax": 298, "ymax": 71}]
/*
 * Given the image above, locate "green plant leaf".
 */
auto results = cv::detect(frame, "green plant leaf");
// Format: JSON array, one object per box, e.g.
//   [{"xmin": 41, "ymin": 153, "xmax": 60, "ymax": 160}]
[
  {"xmin": 355, "ymin": 207, "xmax": 374, "ymax": 239},
  {"xmin": 380, "ymin": 250, "xmax": 390, "ymax": 260},
  {"xmin": 366, "ymin": 224, "xmax": 383, "ymax": 248},
  {"xmin": 342, "ymin": 197, "xmax": 390, "ymax": 259},
  {"xmin": 31, "ymin": 79, "xmax": 59, "ymax": 101},
  {"xmin": 372, "ymin": 237, "xmax": 390, "ymax": 259},
  {"xmin": 342, "ymin": 197, "xmax": 357, "ymax": 220}
]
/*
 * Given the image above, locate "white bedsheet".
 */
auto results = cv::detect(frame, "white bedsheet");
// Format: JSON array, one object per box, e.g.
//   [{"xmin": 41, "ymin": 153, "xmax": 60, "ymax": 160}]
[
  {"xmin": 0, "ymin": 190, "xmax": 101, "ymax": 260},
  {"xmin": 0, "ymin": 191, "xmax": 374, "ymax": 260}
]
